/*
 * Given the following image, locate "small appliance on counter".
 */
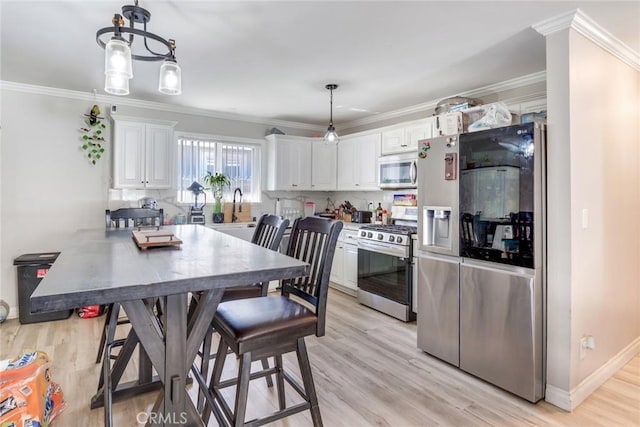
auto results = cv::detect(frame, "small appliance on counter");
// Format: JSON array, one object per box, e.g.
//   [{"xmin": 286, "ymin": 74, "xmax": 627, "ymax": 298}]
[
  {"xmin": 186, "ymin": 181, "xmax": 206, "ymax": 224},
  {"xmin": 351, "ymin": 211, "xmax": 372, "ymax": 223},
  {"xmin": 304, "ymin": 202, "xmax": 316, "ymax": 218},
  {"xmin": 139, "ymin": 197, "xmax": 157, "ymax": 209}
]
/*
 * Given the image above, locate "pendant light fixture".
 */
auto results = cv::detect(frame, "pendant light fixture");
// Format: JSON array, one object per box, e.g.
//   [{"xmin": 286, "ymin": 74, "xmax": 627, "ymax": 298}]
[
  {"xmin": 96, "ymin": 0, "xmax": 182, "ymax": 96},
  {"xmin": 324, "ymin": 84, "xmax": 339, "ymax": 144}
]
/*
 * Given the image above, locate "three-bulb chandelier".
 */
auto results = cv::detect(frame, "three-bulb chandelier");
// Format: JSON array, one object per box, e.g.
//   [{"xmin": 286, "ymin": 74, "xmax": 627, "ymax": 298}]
[
  {"xmin": 96, "ymin": 0, "xmax": 181, "ymax": 96},
  {"xmin": 324, "ymin": 84, "xmax": 339, "ymax": 144}
]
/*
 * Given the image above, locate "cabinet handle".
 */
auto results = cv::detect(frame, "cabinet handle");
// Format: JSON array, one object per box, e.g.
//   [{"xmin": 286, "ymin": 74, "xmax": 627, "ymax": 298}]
[
  {"xmin": 355, "ymin": 183, "xmax": 359, "ymax": 186},
  {"xmin": 292, "ymin": 184, "xmax": 298, "ymax": 187}
]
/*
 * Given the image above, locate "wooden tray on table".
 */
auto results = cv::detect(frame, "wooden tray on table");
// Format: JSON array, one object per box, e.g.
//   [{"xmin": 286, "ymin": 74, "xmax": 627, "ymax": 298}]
[{"xmin": 132, "ymin": 228, "xmax": 183, "ymax": 250}]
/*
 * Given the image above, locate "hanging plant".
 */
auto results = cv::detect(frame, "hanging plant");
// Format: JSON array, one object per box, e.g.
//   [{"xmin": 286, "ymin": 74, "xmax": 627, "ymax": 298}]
[{"xmin": 79, "ymin": 104, "xmax": 106, "ymax": 165}]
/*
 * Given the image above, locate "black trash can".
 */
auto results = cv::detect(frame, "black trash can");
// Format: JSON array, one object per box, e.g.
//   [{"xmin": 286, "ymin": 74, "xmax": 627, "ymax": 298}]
[{"xmin": 14, "ymin": 252, "xmax": 73, "ymax": 324}]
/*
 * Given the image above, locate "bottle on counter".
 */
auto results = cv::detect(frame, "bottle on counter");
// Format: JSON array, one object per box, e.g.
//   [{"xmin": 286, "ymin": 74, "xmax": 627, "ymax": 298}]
[
  {"xmin": 275, "ymin": 198, "xmax": 281, "ymax": 217},
  {"xmin": 382, "ymin": 209, "xmax": 388, "ymax": 225},
  {"xmin": 375, "ymin": 203, "xmax": 383, "ymax": 223}
]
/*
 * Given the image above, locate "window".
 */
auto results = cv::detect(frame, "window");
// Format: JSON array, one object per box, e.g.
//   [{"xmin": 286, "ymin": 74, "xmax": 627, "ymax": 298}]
[{"xmin": 177, "ymin": 134, "xmax": 261, "ymax": 203}]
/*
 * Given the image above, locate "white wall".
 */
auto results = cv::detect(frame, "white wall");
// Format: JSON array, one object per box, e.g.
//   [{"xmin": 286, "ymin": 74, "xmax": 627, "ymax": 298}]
[
  {"xmin": 0, "ymin": 89, "xmax": 312, "ymax": 317},
  {"xmin": 545, "ymin": 27, "xmax": 640, "ymax": 410}
]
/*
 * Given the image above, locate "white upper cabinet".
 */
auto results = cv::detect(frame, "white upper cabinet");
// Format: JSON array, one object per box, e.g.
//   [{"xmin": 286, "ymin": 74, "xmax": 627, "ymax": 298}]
[
  {"xmin": 337, "ymin": 132, "xmax": 380, "ymax": 190},
  {"xmin": 265, "ymin": 135, "xmax": 312, "ymax": 191},
  {"xmin": 381, "ymin": 127, "xmax": 405, "ymax": 154},
  {"xmin": 113, "ymin": 118, "xmax": 176, "ymax": 189},
  {"xmin": 381, "ymin": 117, "xmax": 436, "ymax": 155},
  {"xmin": 311, "ymin": 139, "xmax": 337, "ymax": 191}
]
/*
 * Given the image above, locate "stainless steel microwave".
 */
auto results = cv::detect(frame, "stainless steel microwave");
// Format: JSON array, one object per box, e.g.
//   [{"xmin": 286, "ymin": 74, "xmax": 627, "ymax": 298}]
[{"xmin": 378, "ymin": 153, "xmax": 418, "ymax": 189}]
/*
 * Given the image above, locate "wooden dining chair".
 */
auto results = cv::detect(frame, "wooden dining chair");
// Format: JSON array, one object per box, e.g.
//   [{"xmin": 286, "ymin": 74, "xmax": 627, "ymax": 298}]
[
  {"xmin": 96, "ymin": 208, "xmax": 164, "ymax": 365},
  {"xmin": 194, "ymin": 213, "xmax": 289, "ymax": 411},
  {"xmin": 201, "ymin": 216, "xmax": 342, "ymax": 427}
]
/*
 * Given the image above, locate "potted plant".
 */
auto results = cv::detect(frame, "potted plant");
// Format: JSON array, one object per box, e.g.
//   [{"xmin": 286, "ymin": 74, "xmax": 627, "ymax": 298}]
[{"xmin": 203, "ymin": 172, "xmax": 230, "ymax": 223}]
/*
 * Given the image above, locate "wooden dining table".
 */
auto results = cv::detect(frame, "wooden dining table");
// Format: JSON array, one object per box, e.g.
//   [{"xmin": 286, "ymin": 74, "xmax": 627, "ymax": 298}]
[{"xmin": 30, "ymin": 224, "xmax": 309, "ymax": 426}]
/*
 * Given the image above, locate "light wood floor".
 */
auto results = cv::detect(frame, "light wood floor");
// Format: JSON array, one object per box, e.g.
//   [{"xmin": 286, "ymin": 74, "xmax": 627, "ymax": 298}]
[{"xmin": 1, "ymin": 289, "xmax": 638, "ymax": 426}]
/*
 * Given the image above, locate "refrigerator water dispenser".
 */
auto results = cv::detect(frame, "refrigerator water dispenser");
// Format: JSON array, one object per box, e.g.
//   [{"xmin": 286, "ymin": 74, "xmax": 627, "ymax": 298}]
[{"xmin": 423, "ymin": 206, "xmax": 452, "ymax": 250}]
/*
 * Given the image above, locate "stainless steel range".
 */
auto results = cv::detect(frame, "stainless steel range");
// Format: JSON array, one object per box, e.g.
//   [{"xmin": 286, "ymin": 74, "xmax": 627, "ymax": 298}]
[{"xmin": 357, "ymin": 206, "xmax": 417, "ymax": 322}]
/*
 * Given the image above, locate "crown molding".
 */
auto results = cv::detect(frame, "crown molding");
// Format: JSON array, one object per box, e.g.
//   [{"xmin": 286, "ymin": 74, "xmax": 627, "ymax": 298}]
[
  {"xmin": 532, "ymin": 8, "xmax": 640, "ymax": 71},
  {"xmin": 0, "ymin": 81, "xmax": 324, "ymax": 132},
  {"xmin": 341, "ymin": 71, "xmax": 547, "ymax": 129}
]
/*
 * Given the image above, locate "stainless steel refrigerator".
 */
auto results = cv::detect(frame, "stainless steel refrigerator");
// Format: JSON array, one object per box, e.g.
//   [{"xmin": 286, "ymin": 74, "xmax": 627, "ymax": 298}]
[{"xmin": 416, "ymin": 122, "xmax": 546, "ymax": 403}]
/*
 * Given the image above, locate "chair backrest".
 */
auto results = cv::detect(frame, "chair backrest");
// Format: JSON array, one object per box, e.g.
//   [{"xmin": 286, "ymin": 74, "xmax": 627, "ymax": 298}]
[
  {"xmin": 460, "ymin": 213, "xmax": 476, "ymax": 247},
  {"xmin": 251, "ymin": 214, "xmax": 289, "ymax": 251},
  {"xmin": 106, "ymin": 208, "xmax": 164, "ymax": 229},
  {"xmin": 281, "ymin": 216, "xmax": 343, "ymax": 337}
]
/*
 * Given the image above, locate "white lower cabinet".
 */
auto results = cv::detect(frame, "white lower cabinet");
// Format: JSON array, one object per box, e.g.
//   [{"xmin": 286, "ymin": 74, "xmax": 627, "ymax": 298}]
[
  {"xmin": 330, "ymin": 228, "xmax": 359, "ymax": 295},
  {"xmin": 330, "ymin": 242, "xmax": 344, "ymax": 285},
  {"xmin": 343, "ymin": 242, "xmax": 358, "ymax": 291}
]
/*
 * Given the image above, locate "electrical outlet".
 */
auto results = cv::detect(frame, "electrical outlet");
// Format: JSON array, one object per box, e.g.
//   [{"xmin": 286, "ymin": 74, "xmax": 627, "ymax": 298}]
[
  {"xmin": 586, "ymin": 335, "xmax": 596, "ymax": 349},
  {"xmin": 579, "ymin": 335, "xmax": 595, "ymax": 360},
  {"xmin": 579, "ymin": 336, "xmax": 587, "ymax": 360}
]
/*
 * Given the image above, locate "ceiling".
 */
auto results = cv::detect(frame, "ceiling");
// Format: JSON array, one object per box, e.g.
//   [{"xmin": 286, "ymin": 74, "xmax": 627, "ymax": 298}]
[{"xmin": 1, "ymin": 1, "xmax": 638, "ymax": 128}]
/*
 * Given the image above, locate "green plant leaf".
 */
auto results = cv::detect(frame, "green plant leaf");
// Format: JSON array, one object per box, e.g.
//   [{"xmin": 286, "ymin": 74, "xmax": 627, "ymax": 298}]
[
  {"xmin": 82, "ymin": 135, "xmax": 89, "ymax": 140},
  {"xmin": 96, "ymin": 130, "xmax": 102, "ymax": 135},
  {"xmin": 92, "ymin": 160, "xmax": 96, "ymax": 165},
  {"xmin": 82, "ymin": 144, "xmax": 88, "ymax": 149}
]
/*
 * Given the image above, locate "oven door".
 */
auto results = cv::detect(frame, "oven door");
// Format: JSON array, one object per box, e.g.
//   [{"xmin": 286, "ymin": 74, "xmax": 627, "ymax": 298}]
[{"xmin": 357, "ymin": 244, "xmax": 411, "ymax": 305}]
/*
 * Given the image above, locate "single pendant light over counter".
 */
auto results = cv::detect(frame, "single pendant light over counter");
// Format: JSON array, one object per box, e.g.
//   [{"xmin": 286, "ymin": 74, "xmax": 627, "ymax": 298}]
[
  {"xmin": 96, "ymin": 0, "xmax": 182, "ymax": 96},
  {"xmin": 324, "ymin": 84, "xmax": 339, "ymax": 144}
]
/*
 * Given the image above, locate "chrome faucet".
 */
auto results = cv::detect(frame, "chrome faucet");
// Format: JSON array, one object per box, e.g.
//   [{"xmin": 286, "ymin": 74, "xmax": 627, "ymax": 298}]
[{"xmin": 232, "ymin": 188, "xmax": 243, "ymax": 222}]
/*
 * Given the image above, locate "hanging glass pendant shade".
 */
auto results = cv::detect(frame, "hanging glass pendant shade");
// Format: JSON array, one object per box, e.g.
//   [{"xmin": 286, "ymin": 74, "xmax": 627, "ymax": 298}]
[
  {"xmin": 158, "ymin": 58, "xmax": 182, "ymax": 95},
  {"xmin": 323, "ymin": 84, "xmax": 339, "ymax": 144},
  {"xmin": 104, "ymin": 72, "xmax": 130, "ymax": 95},
  {"xmin": 104, "ymin": 38, "xmax": 133, "ymax": 78}
]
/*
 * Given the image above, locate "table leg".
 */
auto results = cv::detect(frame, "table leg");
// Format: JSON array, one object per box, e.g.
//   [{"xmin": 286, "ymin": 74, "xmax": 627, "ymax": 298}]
[{"xmin": 119, "ymin": 289, "xmax": 223, "ymax": 425}]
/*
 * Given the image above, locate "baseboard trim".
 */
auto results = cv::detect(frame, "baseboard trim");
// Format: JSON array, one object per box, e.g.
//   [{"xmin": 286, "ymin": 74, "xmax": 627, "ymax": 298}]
[{"xmin": 545, "ymin": 336, "xmax": 640, "ymax": 411}]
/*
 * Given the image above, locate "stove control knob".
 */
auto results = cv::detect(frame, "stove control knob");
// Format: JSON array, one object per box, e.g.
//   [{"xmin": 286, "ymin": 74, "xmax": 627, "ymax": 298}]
[
  {"xmin": 396, "ymin": 237, "xmax": 403, "ymax": 244},
  {"xmin": 367, "ymin": 232, "xmax": 373, "ymax": 238},
  {"xmin": 389, "ymin": 236, "xmax": 395, "ymax": 242},
  {"xmin": 377, "ymin": 233, "xmax": 384, "ymax": 240},
  {"xmin": 360, "ymin": 231, "xmax": 366, "ymax": 237}
]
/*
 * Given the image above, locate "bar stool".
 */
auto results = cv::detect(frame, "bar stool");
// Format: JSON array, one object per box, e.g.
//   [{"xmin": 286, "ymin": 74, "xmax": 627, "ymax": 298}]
[
  {"xmin": 201, "ymin": 216, "xmax": 342, "ymax": 427},
  {"xmin": 95, "ymin": 208, "xmax": 164, "ymax": 365},
  {"xmin": 193, "ymin": 213, "xmax": 289, "ymax": 411}
]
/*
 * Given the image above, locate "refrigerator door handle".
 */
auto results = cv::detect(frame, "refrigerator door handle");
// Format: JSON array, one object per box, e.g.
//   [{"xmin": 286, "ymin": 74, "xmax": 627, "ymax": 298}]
[
  {"xmin": 461, "ymin": 258, "xmax": 534, "ymax": 277},
  {"xmin": 417, "ymin": 250, "xmax": 459, "ymax": 264}
]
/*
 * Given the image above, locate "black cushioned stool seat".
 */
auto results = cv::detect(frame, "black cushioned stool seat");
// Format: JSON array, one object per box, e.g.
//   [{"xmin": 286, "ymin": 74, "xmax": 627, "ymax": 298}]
[{"xmin": 214, "ymin": 296, "xmax": 317, "ymax": 352}]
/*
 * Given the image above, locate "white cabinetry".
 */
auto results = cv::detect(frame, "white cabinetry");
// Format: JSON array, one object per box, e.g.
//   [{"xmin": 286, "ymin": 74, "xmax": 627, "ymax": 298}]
[
  {"xmin": 381, "ymin": 118, "xmax": 436, "ymax": 155},
  {"xmin": 330, "ymin": 241, "xmax": 344, "ymax": 285},
  {"xmin": 337, "ymin": 133, "xmax": 380, "ymax": 190},
  {"xmin": 311, "ymin": 139, "xmax": 337, "ymax": 190},
  {"xmin": 265, "ymin": 135, "xmax": 312, "ymax": 191},
  {"xmin": 330, "ymin": 228, "xmax": 359, "ymax": 295},
  {"xmin": 113, "ymin": 118, "xmax": 176, "ymax": 189}
]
